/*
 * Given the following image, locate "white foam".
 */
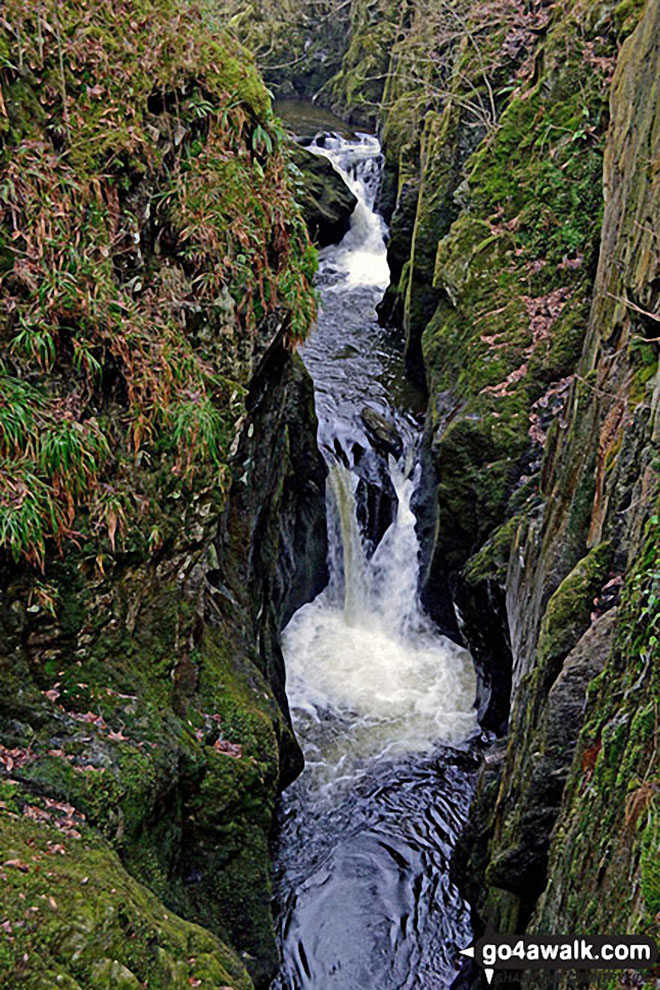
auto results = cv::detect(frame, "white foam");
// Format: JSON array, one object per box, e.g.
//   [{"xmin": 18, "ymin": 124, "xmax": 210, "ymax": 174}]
[
  {"xmin": 283, "ymin": 460, "xmax": 478, "ymax": 777},
  {"xmin": 308, "ymin": 134, "xmax": 390, "ymax": 289}
]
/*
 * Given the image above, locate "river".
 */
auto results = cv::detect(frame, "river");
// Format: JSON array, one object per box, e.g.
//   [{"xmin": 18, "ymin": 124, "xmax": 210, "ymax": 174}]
[{"xmin": 271, "ymin": 109, "xmax": 482, "ymax": 990}]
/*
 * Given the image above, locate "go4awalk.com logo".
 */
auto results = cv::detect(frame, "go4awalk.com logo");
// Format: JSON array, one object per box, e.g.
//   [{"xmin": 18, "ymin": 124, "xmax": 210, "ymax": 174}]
[{"xmin": 460, "ymin": 934, "xmax": 659, "ymax": 984}]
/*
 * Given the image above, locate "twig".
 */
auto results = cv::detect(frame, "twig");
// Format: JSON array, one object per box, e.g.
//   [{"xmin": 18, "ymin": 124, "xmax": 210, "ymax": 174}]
[{"xmin": 607, "ymin": 291, "xmax": 660, "ymax": 324}]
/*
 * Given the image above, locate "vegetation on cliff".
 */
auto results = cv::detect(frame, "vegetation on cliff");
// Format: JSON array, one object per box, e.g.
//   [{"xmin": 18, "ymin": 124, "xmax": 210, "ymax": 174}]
[
  {"xmin": 249, "ymin": 0, "xmax": 659, "ymax": 980},
  {"xmin": 2, "ymin": 0, "xmax": 659, "ymax": 986},
  {"xmin": 360, "ymin": 0, "xmax": 659, "ymax": 978},
  {"xmin": 0, "ymin": 0, "xmax": 316, "ymax": 569},
  {"xmin": 0, "ymin": 2, "xmax": 323, "ymax": 987},
  {"xmin": 210, "ymin": 0, "xmax": 352, "ymax": 102}
]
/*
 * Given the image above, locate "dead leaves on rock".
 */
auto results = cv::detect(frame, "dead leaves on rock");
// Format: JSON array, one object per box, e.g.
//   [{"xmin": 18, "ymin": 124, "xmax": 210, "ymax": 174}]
[
  {"xmin": 192, "ymin": 711, "xmax": 244, "ymax": 759},
  {"xmin": 22, "ymin": 798, "xmax": 86, "ymax": 839},
  {"xmin": 37, "ymin": 681, "xmax": 154, "ymax": 767},
  {"xmin": 212, "ymin": 738, "xmax": 242, "ymax": 759},
  {"xmin": 480, "ymin": 287, "xmax": 573, "ymax": 404},
  {"xmin": 528, "ymin": 374, "xmax": 573, "ymax": 446},
  {"xmin": 0, "ymin": 745, "xmax": 37, "ymax": 774},
  {"xmin": 3, "ymin": 860, "xmax": 30, "ymax": 873}
]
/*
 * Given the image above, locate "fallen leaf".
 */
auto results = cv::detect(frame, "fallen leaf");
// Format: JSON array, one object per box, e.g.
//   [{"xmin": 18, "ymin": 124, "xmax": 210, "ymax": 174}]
[
  {"xmin": 213, "ymin": 739, "xmax": 242, "ymax": 759},
  {"xmin": 4, "ymin": 860, "xmax": 29, "ymax": 873}
]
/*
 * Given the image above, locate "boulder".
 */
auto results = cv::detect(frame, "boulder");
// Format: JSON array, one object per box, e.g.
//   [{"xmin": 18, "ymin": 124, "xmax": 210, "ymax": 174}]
[
  {"xmin": 290, "ymin": 143, "xmax": 357, "ymax": 246},
  {"xmin": 360, "ymin": 407, "xmax": 403, "ymax": 460}
]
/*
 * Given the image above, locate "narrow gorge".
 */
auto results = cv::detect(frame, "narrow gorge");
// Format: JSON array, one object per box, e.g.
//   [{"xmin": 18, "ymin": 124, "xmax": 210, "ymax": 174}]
[{"xmin": 0, "ymin": 2, "xmax": 659, "ymax": 990}]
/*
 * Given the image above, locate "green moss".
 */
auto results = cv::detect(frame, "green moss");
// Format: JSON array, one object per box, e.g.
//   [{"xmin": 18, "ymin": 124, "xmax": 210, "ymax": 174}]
[
  {"xmin": 640, "ymin": 801, "xmax": 660, "ymax": 917},
  {"xmin": 463, "ymin": 514, "xmax": 519, "ymax": 587},
  {"xmin": 0, "ymin": 816, "xmax": 252, "ymax": 990},
  {"xmin": 0, "ymin": 522, "xmax": 290, "ymax": 982},
  {"xmin": 410, "ymin": 0, "xmax": 620, "ymax": 575},
  {"xmin": 0, "ymin": 0, "xmax": 316, "ymax": 567},
  {"xmin": 326, "ymin": 0, "xmax": 400, "ymax": 123},
  {"xmin": 537, "ymin": 542, "xmax": 613, "ymax": 671},
  {"xmin": 529, "ymin": 507, "xmax": 660, "ymax": 949},
  {"xmin": 614, "ymin": 0, "xmax": 647, "ymax": 38}
]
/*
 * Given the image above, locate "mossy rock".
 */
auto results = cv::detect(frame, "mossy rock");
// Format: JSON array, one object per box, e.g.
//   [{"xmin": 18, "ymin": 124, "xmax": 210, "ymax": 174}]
[
  {"xmin": 463, "ymin": 514, "xmax": 520, "ymax": 588},
  {"xmin": 0, "ymin": 815, "xmax": 252, "ymax": 990},
  {"xmin": 289, "ymin": 143, "xmax": 357, "ymax": 246},
  {"xmin": 537, "ymin": 542, "xmax": 613, "ymax": 673}
]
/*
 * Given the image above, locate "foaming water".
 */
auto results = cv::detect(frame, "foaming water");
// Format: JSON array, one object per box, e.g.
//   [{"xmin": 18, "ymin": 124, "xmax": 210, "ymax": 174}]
[
  {"xmin": 271, "ymin": 122, "xmax": 480, "ymax": 990},
  {"xmin": 284, "ymin": 461, "xmax": 477, "ymax": 784},
  {"xmin": 309, "ymin": 133, "xmax": 390, "ymax": 288}
]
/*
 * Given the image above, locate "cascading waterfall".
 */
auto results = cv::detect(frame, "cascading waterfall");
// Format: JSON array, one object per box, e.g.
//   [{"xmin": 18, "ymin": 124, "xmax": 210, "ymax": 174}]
[
  {"xmin": 284, "ymin": 457, "xmax": 477, "ymax": 776},
  {"xmin": 307, "ymin": 133, "xmax": 389, "ymax": 288},
  {"xmin": 326, "ymin": 463, "xmax": 367, "ymax": 625},
  {"xmin": 271, "ymin": 115, "xmax": 481, "ymax": 990}
]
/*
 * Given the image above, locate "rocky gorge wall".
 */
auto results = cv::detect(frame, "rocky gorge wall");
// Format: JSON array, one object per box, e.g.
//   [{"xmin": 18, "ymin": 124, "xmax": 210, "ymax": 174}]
[
  {"xmin": 2, "ymin": 0, "xmax": 659, "ymax": 987},
  {"xmin": 0, "ymin": 3, "xmax": 328, "ymax": 988},
  {"xmin": 368, "ymin": 0, "xmax": 660, "ymax": 984},
  {"xmin": 232, "ymin": 0, "xmax": 659, "ymax": 983}
]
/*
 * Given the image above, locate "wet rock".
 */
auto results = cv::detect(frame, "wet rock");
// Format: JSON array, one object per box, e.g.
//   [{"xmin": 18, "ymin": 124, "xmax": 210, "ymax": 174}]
[
  {"xmin": 359, "ymin": 406, "xmax": 403, "ymax": 460},
  {"xmin": 377, "ymin": 178, "xmax": 421, "ymax": 329},
  {"xmin": 226, "ymin": 313, "xmax": 329, "ymax": 785},
  {"xmin": 452, "ymin": 739, "xmax": 507, "ymax": 923},
  {"xmin": 290, "ymin": 143, "xmax": 357, "ymax": 246},
  {"xmin": 454, "ymin": 573, "xmax": 512, "ymax": 737},
  {"xmin": 356, "ymin": 473, "xmax": 395, "ymax": 552}
]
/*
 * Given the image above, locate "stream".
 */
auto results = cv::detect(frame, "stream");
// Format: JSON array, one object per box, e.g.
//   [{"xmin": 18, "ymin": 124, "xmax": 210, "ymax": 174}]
[{"xmin": 271, "ymin": 110, "xmax": 482, "ymax": 990}]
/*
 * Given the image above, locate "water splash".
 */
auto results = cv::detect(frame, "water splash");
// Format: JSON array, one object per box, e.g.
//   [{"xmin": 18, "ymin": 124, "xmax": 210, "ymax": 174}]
[
  {"xmin": 283, "ymin": 454, "xmax": 477, "ymax": 784},
  {"xmin": 308, "ymin": 133, "xmax": 390, "ymax": 288}
]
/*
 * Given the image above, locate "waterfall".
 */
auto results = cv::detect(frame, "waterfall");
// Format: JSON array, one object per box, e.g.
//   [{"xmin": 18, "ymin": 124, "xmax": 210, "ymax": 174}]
[
  {"xmin": 272, "ymin": 117, "xmax": 479, "ymax": 990},
  {"xmin": 283, "ymin": 447, "xmax": 477, "ymax": 780},
  {"xmin": 326, "ymin": 462, "xmax": 367, "ymax": 625},
  {"xmin": 307, "ymin": 133, "xmax": 390, "ymax": 289},
  {"xmin": 282, "ymin": 125, "xmax": 477, "ymax": 779}
]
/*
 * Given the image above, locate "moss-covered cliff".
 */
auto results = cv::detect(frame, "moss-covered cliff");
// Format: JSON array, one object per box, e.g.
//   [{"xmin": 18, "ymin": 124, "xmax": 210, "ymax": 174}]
[
  {"xmin": 0, "ymin": 2, "xmax": 326, "ymax": 988},
  {"xmin": 3, "ymin": 0, "xmax": 659, "ymax": 985},
  {"xmin": 360, "ymin": 0, "xmax": 659, "ymax": 983},
  {"xmin": 502, "ymin": 4, "xmax": 660, "ymax": 980},
  {"xmin": 248, "ymin": 0, "xmax": 659, "ymax": 981},
  {"xmin": 206, "ymin": 0, "xmax": 353, "ymax": 103}
]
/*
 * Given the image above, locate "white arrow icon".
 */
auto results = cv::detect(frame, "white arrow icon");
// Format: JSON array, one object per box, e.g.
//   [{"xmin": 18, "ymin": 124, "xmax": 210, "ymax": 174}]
[{"xmin": 459, "ymin": 945, "xmax": 494, "ymax": 985}]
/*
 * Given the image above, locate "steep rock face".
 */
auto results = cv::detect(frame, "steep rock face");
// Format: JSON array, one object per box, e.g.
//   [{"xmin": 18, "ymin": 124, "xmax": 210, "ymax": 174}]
[
  {"xmin": 0, "ymin": 338, "xmax": 326, "ymax": 988},
  {"xmin": 206, "ymin": 0, "xmax": 352, "ymax": 103},
  {"xmin": 434, "ymin": 2, "xmax": 658, "ymax": 980},
  {"xmin": 465, "ymin": 1, "xmax": 659, "ymax": 958},
  {"xmin": 325, "ymin": 0, "xmax": 402, "ymax": 126},
  {"xmin": 0, "ymin": 3, "xmax": 325, "ymax": 988},
  {"xmin": 351, "ymin": 0, "xmax": 658, "ymax": 975},
  {"xmin": 379, "ymin": 0, "xmax": 620, "ymax": 737},
  {"xmin": 223, "ymin": 316, "xmax": 328, "ymax": 770},
  {"xmin": 512, "ymin": 4, "xmax": 660, "ymax": 978}
]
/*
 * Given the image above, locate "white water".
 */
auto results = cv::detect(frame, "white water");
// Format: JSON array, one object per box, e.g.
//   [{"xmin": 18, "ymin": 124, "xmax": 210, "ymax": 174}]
[
  {"xmin": 272, "ymin": 125, "xmax": 479, "ymax": 990},
  {"xmin": 283, "ymin": 133, "xmax": 477, "ymax": 788},
  {"xmin": 283, "ymin": 459, "xmax": 477, "ymax": 787},
  {"xmin": 310, "ymin": 133, "xmax": 390, "ymax": 288}
]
